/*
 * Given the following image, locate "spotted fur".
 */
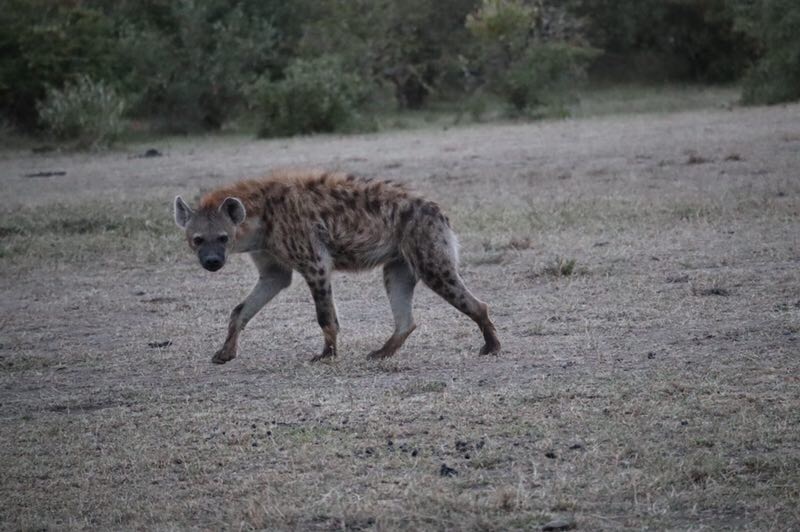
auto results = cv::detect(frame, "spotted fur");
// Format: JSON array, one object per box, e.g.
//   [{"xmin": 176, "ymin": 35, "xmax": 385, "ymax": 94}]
[{"xmin": 174, "ymin": 168, "xmax": 500, "ymax": 364}]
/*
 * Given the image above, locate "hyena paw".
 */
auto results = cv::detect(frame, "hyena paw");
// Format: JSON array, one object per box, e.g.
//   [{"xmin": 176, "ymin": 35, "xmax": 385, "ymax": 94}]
[
  {"xmin": 366, "ymin": 347, "xmax": 394, "ymax": 360},
  {"xmin": 479, "ymin": 340, "xmax": 501, "ymax": 356},
  {"xmin": 211, "ymin": 348, "xmax": 236, "ymax": 364},
  {"xmin": 310, "ymin": 344, "xmax": 336, "ymax": 363}
]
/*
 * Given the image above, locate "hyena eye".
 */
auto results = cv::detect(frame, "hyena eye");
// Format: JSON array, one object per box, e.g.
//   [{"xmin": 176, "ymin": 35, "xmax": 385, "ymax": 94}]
[
  {"xmin": 192, "ymin": 236, "xmax": 204, "ymax": 246},
  {"xmin": 218, "ymin": 235, "xmax": 229, "ymax": 244}
]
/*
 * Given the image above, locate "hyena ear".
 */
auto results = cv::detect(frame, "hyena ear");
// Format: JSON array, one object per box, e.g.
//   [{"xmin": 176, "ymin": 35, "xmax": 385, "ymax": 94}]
[
  {"xmin": 220, "ymin": 197, "xmax": 246, "ymax": 225},
  {"xmin": 174, "ymin": 196, "xmax": 193, "ymax": 229}
]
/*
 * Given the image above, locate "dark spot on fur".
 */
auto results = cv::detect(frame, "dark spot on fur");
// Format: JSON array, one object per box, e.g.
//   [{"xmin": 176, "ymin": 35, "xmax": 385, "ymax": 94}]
[
  {"xmin": 318, "ymin": 267, "xmax": 325, "ymax": 276},
  {"xmin": 399, "ymin": 207, "xmax": 414, "ymax": 228},
  {"xmin": 306, "ymin": 182, "xmax": 326, "ymax": 199},
  {"xmin": 345, "ymin": 174, "xmax": 356, "ymax": 182},
  {"xmin": 421, "ymin": 202, "xmax": 439, "ymax": 216}
]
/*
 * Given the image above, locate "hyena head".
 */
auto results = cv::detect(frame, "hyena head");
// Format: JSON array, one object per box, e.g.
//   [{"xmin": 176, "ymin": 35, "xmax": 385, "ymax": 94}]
[{"xmin": 173, "ymin": 196, "xmax": 246, "ymax": 272}]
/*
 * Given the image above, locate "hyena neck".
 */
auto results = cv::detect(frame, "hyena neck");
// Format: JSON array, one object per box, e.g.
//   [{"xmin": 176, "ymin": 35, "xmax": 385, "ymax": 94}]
[{"xmin": 231, "ymin": 217, "xmax": 265, "ymax": 253}]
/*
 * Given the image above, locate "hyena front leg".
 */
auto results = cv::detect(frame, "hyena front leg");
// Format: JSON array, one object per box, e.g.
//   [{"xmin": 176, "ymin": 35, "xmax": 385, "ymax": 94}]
[
  {"xmin": 212, "ymin": 253, "xmax": 292, "ymax": 364},
  {"xmin": 303, "ymin": 254, "xmax": 339, "ymax": 362},
  {"xmin": 368, "ymin": 258, "xmax": 418, "ymax": 359}
]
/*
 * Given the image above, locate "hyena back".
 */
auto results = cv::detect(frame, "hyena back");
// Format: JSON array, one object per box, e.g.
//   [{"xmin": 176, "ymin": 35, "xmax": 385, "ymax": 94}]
[{"xmin": 174, "ymin": 169, "xmax": 500, "ymax": 364}]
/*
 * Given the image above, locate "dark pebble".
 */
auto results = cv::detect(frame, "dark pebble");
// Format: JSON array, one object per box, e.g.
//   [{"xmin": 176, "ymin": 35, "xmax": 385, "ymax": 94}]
[{"xmin": 439, "ymin": 463, "xmax": 458, "ymax": 477}]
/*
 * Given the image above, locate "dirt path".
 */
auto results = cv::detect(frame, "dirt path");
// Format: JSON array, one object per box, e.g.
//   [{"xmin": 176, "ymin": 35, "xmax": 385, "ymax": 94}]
[{"xmin": 1, "ymin": 105, "xmax": 799, "ymax": 530}]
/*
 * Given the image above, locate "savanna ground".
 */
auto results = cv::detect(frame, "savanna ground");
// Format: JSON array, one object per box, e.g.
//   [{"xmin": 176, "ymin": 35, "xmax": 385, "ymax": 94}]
[{"xmin": 1, "ymin": 98, "xmax": 799, "ymax": 530}]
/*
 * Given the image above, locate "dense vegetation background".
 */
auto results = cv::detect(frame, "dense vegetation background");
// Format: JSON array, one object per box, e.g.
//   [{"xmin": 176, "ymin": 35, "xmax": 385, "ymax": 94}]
[{"xmin": 1, "ymin": 0, "xmax": 797, "ymax": 146}]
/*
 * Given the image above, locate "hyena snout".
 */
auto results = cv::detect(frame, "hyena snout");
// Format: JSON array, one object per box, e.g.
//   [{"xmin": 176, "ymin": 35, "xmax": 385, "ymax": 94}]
[{"xmin": 199, "ymin": 247, "xmax": 226, "ymax": 272}]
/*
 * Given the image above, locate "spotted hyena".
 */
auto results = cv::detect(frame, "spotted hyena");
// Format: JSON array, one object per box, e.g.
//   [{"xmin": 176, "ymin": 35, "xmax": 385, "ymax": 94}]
[{"xmin": 173, "ymin": 169, "xmax": 500, "ymax": 364}]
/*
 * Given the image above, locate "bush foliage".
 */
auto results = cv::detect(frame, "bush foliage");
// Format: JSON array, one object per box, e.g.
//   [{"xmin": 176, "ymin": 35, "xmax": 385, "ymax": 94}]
[
  {"xmin": 571, "ymin": 0, "xmax": 754, "ymax": 82},
  {"xmin": 257, "ymin": 56, "xmax": 367, "ymax": 138},
  {"xmin": 0, "ymin": 1, "xmax": 116, "ymax": 131},
  {"xmin": 114, "ymin": 1, "xmax": 279, "ymax": 131},
  {"xmin": 499, "ymin": 44, "xmax": 598, "ymax": 113},
  {"xmin": 730, "ymin": 0, "xmax": 800, "ymax": 105},
  {"xmin": 0, "ymin": 0, "xmax": 797, "ymax": 141},
  {"xmin": 467, "ymin": 0, "xmax": 597, "ymax": 113},
  {"xmin": 36, "ymin": 75, "xmax": 126, "ymax": 148}
]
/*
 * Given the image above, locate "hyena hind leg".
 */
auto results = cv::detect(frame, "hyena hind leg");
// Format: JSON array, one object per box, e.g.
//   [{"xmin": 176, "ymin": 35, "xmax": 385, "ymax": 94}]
[
  {"xmin": 431, "ymin": 272, "xmax": 500, "ymax": 355},
  {"xmin": 368, "ymin": 258, "xmax": 418, "ymax": 359},
  {"xmin": 415, "ymin": 246, "xmax": 501, "ymax": 355}
]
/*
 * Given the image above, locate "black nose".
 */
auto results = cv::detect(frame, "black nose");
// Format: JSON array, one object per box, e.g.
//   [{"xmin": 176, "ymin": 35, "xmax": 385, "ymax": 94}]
[{"xmin": 203, "ymin": 258, "xmax": 223, "ymax": 271}]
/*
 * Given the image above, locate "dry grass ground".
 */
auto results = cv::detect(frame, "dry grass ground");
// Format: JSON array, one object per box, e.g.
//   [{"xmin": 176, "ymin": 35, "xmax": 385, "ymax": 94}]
[{"xmin": 1, "ymin": 104, "xmax": 799, "ymax": 530}]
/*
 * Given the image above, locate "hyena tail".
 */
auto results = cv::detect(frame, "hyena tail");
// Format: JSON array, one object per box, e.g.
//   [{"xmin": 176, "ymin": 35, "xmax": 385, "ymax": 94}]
[{"xmin": 399, "ymin": 207, "xmax": 500, "ymax": 355}]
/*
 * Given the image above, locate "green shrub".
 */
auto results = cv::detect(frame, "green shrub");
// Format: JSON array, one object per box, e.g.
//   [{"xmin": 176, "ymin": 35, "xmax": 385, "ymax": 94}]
[
  {"xmin": 499, "ymin": 44, "xmax": 598, "ymax": 113},
  {"xmin": 731, "ymin": 0, "xmax": 800, "ymax": 105},
  {"xmin": 36, "ymin": 75, "xmax": 126, "ymax": 148},
  {"xmin": 115, "ymin": 2, "xmax": 279, "ymax": 131},
  {"xmin": 466, "ymin": 1, "xmax": 597, "ymax": 115},
  {"xmin": 299, "ymin": 0, "xmax": 478, "ymax": 109},
  {"xmin": 465, "ymin": 0, "xmax": 536, "ymax": 42},
  {"xmin": 257, "ymin": 56, "xmax": 367, "ymax": 137},
  {"xmin": 0, "ymin": 1, "xmax": 116, "ymax": 130},
  {"xmin": 571, "ymin": 0, "xmax": 752, "ymax": 83}
]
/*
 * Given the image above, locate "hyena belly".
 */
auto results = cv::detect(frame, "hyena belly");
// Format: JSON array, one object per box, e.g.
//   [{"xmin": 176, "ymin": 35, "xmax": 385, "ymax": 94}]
[{"xmin": 327, "ymin": 221, "xmax": 400, "ymax": 270}]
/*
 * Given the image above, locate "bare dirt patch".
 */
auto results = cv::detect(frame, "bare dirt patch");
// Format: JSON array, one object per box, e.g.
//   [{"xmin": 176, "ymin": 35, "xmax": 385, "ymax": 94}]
[{"xmin": 2, "ymin": 105, "xmax": 799, "ymax": 530}]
